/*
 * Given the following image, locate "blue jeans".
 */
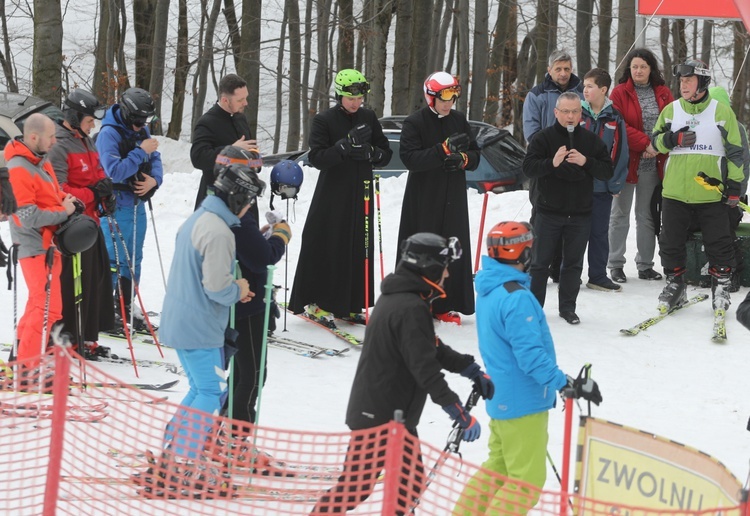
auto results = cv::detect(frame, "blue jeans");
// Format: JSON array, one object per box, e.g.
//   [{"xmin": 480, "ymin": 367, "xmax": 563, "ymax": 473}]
[
  {"xmin": 530, "ymin": 211, "xmax": 591, "ymax": 313},
  {"xmin": 165, "ymin": 347, "xmax": 226, "ymax": 460},
  {"xmin": 588, "ymin": 193, "xmax": 614, "ymax": 284}
]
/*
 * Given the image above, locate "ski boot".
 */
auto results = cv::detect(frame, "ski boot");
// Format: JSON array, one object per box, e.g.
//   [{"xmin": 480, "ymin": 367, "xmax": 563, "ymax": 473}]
[
  {"xmin": 657, "ymin": 267, "xmax": 687, "ymax": 314},
  {"xmin": 710, "ymin": 265, "xmax": 732, "ymax": 314},
  {"xmin": 84, "ymin": 342, "xmax": 111, "ymax": 360},
  {"xmin": 305, "ymin": 303, "xmax": 335, "ymax": 326}
]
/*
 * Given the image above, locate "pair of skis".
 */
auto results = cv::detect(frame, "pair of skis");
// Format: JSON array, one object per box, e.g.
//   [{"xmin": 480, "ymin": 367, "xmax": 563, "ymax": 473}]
[
  {"xmin": 268, "ymin": 334, "xmax": 348, "ymax": 358},
  {"xmin": 620, "ymin": 293, "xmax": 726, "ymax": 342}
]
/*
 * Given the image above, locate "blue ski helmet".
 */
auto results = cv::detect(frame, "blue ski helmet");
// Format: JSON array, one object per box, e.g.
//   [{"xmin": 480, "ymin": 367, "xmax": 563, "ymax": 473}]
[{"xmin": 270, "ymin": 160, "xmax": 304, "ymax": 199}]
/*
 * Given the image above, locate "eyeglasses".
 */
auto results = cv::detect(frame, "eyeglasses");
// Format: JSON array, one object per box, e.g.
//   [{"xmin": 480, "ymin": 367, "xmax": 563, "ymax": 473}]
[
  {"xmin": 556, "ymin": 108, "xmax": 581, "ymax": 115},
  {"xmin": 436, "ymin": 86, "xmax": 461, "ymax": 102},
  {"xmin": 341, "ymin": 82, "xmax": 370, "ymax": 97}
]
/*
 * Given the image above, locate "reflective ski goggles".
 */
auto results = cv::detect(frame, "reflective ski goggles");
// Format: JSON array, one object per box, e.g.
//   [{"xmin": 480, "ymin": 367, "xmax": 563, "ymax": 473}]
[
  {"xmin": 131, "ymin": 114, "xmax": 156, "ymax": 128},
  {"xmin": 341, "ymin": 82, "xmax": 370, "ymax": 97},
  {"xmin": 92, "ymin": 107, "xmax": 107, "ymax": 120},
  {"xmin": 446, "ymin": 236, "xmax": 462, "ymax": 263},
  {"xmin": 436, "ymin": 86, "xmax": 462, "ymax": 102},
  {"xmin": 673, "ymin": 64, "xmax": 710, "ymax": 78},
  {"xmin": 275, "ymin": 184, "xmax": 299, "ymax": 199}
]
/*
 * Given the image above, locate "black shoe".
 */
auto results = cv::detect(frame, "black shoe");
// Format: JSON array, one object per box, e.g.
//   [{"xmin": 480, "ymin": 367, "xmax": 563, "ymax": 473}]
[
  {"xmin": 610, "ymin": 268, "xmax": 627, "ymax": 283},
  {"xmin": 638, "ymin": 268, "xmax": 663, "ymax": 281},
  {"xmin": 559, "ymin": 311, "xmax": 580, "ymax": 325},
  {"xmin": 586, "ymin": 279, "xmax": 622, "ymax": 292}
]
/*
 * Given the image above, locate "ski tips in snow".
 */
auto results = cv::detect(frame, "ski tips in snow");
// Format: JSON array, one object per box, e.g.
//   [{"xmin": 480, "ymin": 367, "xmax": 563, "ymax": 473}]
[{"xmin": 620, "ymin": 294, "xmax": 709, "ymax": 336}]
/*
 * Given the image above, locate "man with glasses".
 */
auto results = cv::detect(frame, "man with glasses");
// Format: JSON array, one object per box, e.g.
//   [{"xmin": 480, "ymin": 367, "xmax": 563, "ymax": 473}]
[
  {"xmin": 97, "ymin": 87, "xmax": 163, "ymax": 333},
  {"xmin": 289, "ymin": 69, "xmax": 392, "ymax": 324},
  {"xmin": 523, "ymin": 92, "xmax": 613, "ymax": 324},
  {"xmin": 191, "ymin": 74, "xmax": 257, "ymax": 210},
  {"xmin": 396, "ymin": 71, "xmax": 481, "ymax": 325}
]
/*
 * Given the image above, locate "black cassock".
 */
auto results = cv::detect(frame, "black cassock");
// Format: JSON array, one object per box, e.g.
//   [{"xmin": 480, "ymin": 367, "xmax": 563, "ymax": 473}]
[
  {"xmin": 288, "ymin": 105, "xmax": 392, "ymax": 316},
  {"xmin": 396, "ymin": 107, "xmax": 481, "ymax": 315}
]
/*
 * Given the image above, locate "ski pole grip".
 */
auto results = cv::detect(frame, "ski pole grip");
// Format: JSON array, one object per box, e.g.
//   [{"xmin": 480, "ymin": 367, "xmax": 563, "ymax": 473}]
[{"xmin": 46, "ymin": 246, "xmax": 55, "ymax": 269}]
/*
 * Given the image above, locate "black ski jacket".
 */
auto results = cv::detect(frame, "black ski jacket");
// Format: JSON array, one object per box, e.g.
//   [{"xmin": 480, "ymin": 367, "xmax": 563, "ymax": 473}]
[
  {"xmin": 345, "ymin": 266, "xmax": 475, "ymax": 431},
  {"xmin": 190, "ymin": 103, "xmax": 253, "ymax": 210}
]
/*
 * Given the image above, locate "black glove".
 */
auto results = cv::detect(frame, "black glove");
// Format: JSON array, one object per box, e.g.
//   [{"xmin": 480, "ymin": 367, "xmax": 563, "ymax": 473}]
[
  {"xmin": 348, "ymin": 143, "xmax": 373, "ymax": 161},
  {"xmin": 442, "ymin": 133, "xmax": 471, "ymax": 154},
  {"xmin": 0, "ymin": 167, "xmax": 17, "ymax": 215},
  {"xmin": 460, "ymin": 363, "xmax": 495, "ymax": 400},
  {"xmin": 371, "ymin": 146, "xmax": 385, "ymax": 164},
  {"xmin": 347, "ymin": 124, "xmax": 372, "ymax": 146},
  {"xmin": 0, "ymin": 234, "xmax": 8, "ymax": 267},
  {"xmin": 443, "ymin": 153, "xmax": 465, "ymax": 173},
  {"xmin": 664, "ymin": 126, "xmax": 696, "ymax": 149},
  {"xmin": 88, "ymin": 177, "xmax": 114, "ymax": 201},
  {"xmin": 565, "ymin": 372, "xmax": 603, "ymax": 405},
  {"xmin": 335, "ymin": 138, "xmax": 352, "ymax": 156},
  {"xmin": 102, "ymin": 194, "xmax": 117, "ymax": 215},
  {"xmin": 73, "ymin": 200, "xmax": 85, "ymax": 215}
]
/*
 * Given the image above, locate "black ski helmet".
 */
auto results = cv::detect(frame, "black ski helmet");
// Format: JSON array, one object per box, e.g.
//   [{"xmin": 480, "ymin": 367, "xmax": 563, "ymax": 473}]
[
  {"xmin": 213, "ymin": 163, "xmax": 266, "ymax": 215},
  {"xmin": 54, "ymin": 214, "xmax": 98, "ymax": 256},
  {"xmin": 673, "ymin": 59, "xmax": 711, "ymax": 94},
  {"xmin": 119, "ymin": 87, "xmax": 155, "ymax": 127},
  {"xmin": 399, "ymin": 232, "xmax": 462, "ymax": 282},
  {"xmin": 270, "ymin": 160, "xmax": 304, "ymax": 199},
  {"xmin": 64, "ymin": 89, "xmax": 106, "ymax": 129}
]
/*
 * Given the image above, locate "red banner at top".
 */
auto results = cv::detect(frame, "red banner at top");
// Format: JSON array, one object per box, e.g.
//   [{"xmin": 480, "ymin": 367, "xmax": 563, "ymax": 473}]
[
  {"xmin": 733, "ymin": 0, "xmax": 750, "ymax": 33},
  {"xmin": 637, "ymin": 0, "xmax": 740, "ymax": 19}
]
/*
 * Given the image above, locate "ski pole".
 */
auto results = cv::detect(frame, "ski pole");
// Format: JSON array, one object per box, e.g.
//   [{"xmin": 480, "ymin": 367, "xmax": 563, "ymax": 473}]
[
  {"xmin": 546, "ymin": 450, "xmax": 574, "ymax": 509},
  {"xmin": 228, "ymin": 261, "xmax": 239, "ymax": 420},
  {"xmin": 474, "ymin": 192, "xmax": 489, "ymax": 274},
  {"xmin": 130, "ymin": 200, "xmax": 137, "ymax": 333},
  {"xmin": 283, "ymin": 198, "xmax": 290, "ymax": 332},
  {"xmin": 255, "ymin": 264, "xmax": 276, "ymax": 426},
  {"xmin": 72, "ymin": 252, "xmax": 87, "ymax": 388},
  {"xmin": 695, "ymin": 172, "xmax": 750, "ymax": 213},
  {"xmin": 106, "ymin": 215, "xmax": 139, "ymax": 377},
  {"xmin": 10, "ymin": 244, "xmax": 18, "ymax": 387},
  {"xmin": 147, "ymin": 199, "xmax": 168, "ymax": 291},
  {"xmin": 38, "ymin": 246, "xmax": 56, "ymax": 395},
  {"xmin": 110, "ymin": 215, "xmax": 163, "ymax": 357},
  {"xmin": 374, "ymin": 175, "xmax": 385, "ymax": 281},
  {"xmin": 364, "ymin": 180, "xmax": 371, "ymax": 324}
]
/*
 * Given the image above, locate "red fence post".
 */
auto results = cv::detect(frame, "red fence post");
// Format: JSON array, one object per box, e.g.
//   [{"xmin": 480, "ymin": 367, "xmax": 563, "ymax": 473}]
[
  {"xmin": 381, "ymin": 420, "xmax": 406, "ymax": 515},
  {"xmin": 42, "ymin": 346, "xmax": 71, "ymax": 516},
  {"xmin": 560, "ymin": 395, "xmax": 574, "ymax": 516}
]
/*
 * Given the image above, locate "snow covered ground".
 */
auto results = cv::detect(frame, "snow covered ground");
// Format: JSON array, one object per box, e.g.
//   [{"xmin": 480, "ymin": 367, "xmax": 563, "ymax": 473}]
[{"xmin": 1, "ymin": 135, "xmax": 750, "ymax": 490}]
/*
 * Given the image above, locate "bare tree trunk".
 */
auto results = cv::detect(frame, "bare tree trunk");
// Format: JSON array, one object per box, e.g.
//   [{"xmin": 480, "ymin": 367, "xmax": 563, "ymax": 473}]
[
  {"xmin": 576, "ymin": 0, "xmax": 592, "ymax": 74},
  {"xmin": 534, "ymin": 0, "xmax": 550, "ymax": 83},
  {"xmin": 191, "ymin": 0, "xmax": 222, "ymax": 130},
  {"xmin": 238, "ymin": 0, "xmax": 262, "ymax": 136},
  {"xmin": 0, "ymin": 1, "xmax": 17, "ymax": 92},
  {"xmin": 117, "ymin": 0, "xmax": 131, "ymax": 90},
  {"xmin": 285, "ymin": 0, "xmax": 302, "ymax": 150},
  {"xmin": 310, "ymin": 0, "xmax": 332, "ymax": 117},
  {"xmin": 547, "ymin": 0, "xmax": 558, "ymax": 56},
  {"xmin": 366, "ymin": 0, "xmax": 392, "ymax": 117},
  {"xmin": 105, "ymin": 0, "xmax": 118, "ymax": 101},
  {"xmin": 660, "ymin": 19, "xmax": 673, "ymax": 89},
  {"xmin": 408, "ymin": 0, "xmax": 432, "ymax": 113},
  {"xmin": 671, "ymin": 19, "xmax": 687, "ymax": 93},
  {"xmin": 33, "ymin": 0, "xmax": 63, "ymax": 104},
  {"xmin": 516, "ymin": 27, "xmax": 537, "ymax": 145},
  {"xmin": 148, "ymin": 0, "xmax": 170, "ymax": 135},
  {"xmin": 133, "ymin": 0, "xmax": 156, "ymax": 88},
  {"xmin": 224, "ymin": 0, "xmax": 241, "ymax": 71},
  {"xmin": 485, "ymin": 0, "xmax": 514, "ymax": 125},
  {"xmin": 301, "ymin": 0, "xmax": 314, "ymax": 149},
  {"xmin": 701, "ymin": 20, "xmax": 712, "ymax": 65},
  {"xmin": 501, "ymin": 1, "xmax": 517, "ymax": 128},
  {"xmin": 337, "ymin": 0, "xmax": 354, "ymax": 68},
  {"xmin": 469, "ymin": 0, "xmax": 488, "ymax": 120},
  {"xmin": 616, "ymin": 0, "xmax": 635, "ymax": 66},
  {"xmin": 166, "ymin": 0, "xmax": 189, "ymax": 140},
  {"xmin": 732, "ymin": 22, "xmax": 749, "ymax": 119},
  {"xmin": 273, "ymin": 15, "xmax": 287, "ymax": 154},
  {"xmin": 426, "ymin": 0, "xmax": 443, "ymax": 71},
  {"xmin": 391, "ymin": 0, "xmax": 412, "ymax": 115},
  {"xmin": 598, "ymin": 0, "xmax": 612, "ymax": 70},
  {"xmin": 455, "ymin": 0, "xmax": 470, "ymax": 113}
]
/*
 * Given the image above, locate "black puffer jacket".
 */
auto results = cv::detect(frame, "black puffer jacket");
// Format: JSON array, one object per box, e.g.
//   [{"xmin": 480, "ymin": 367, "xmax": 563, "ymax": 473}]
[{"xmin": 345, "ymin": 265, "xmax": 475, "ymax": 430}]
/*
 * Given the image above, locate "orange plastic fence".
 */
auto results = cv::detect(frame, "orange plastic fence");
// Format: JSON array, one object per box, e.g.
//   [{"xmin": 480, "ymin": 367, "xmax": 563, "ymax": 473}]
[{"xmin": 0, "ymin": 346, "xmax": 747, "ymax": 515}]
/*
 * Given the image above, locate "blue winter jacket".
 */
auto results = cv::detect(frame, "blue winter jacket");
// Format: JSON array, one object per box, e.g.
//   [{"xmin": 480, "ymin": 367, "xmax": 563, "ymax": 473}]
[
  {"xmin": 160, "ymin": 195, "xmax": 242, "ymax": 349},
  {"xmin": 522, "ymin": 73, "xmax": 583, "ymax": 143},
  {"xmin": 580, "ymin": 100, "xmax": 629, "ymax": 195},
  {"xmin": 475, "ymin": 256, "xmax": 568, "ymax": 420},
  {"xmin": 96, "ymin": 104, "xmax": 164, "ymax": 208}
]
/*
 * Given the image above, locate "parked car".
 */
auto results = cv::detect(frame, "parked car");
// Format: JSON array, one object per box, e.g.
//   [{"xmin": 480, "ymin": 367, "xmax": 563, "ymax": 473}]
[
  {"xmin": 0, "ymin": 92, "xmax": 65, "ymax": 163},
  {"xmin": 264, "ymin": 116, "xmax": 527, "ymax": 194}
]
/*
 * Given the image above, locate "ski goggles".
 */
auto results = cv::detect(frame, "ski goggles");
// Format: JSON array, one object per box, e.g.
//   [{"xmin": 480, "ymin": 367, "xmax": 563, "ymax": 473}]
[
  {"xmin": 275, "ymin": 183, "xmax": 299, "ymax": 199},
  {"xmin": 436, "ymin": 86, "xmax": 462, "ymax": 102},
  {"xmin": 131, "ymin": 114, "xmax": 156, "ymax": 128},
  {"xmin": 341, "ymin": 82, "xmax": 370, "ymax": 97},
  {"xmin": 673, "ymin": 64, "xmax": 710, "ymax": 78},
  {"xmin": 445, "ymin": 236, "xmax": 462, "ymax": 263},
  {"xmin": 92, "ymin": 107, "xmax": 107, "ymax": 120}
]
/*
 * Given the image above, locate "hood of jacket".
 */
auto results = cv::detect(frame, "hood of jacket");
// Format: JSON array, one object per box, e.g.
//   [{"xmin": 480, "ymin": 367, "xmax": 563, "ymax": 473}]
[
  {"xmin": 4, "ymin": 137, "xmax": 45, "ymax": 166},
  {"xmin": 475, "ymin": 256, "xmax": 530, "ymax": 296}
]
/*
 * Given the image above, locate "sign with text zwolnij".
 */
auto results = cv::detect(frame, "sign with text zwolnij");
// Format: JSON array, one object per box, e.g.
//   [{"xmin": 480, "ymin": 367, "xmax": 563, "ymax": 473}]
[{"xmin": 576, "ymin": 418, "xmax": 742, "ymax": 512}]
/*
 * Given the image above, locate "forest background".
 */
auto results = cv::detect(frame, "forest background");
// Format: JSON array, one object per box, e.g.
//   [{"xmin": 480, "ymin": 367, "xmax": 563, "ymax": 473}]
[{"xmin": 2, "ymin": 0, "xmax": 749, "ymax": 155}]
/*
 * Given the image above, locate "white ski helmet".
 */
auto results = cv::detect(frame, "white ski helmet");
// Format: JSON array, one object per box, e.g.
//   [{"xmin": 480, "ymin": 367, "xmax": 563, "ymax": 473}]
[{"xmin": 423, "ymin": 72, "xmax": 461, "ymax": 108}]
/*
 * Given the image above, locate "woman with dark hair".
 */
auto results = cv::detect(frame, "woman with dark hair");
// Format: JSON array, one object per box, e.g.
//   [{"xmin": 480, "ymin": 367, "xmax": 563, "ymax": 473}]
[{"xmin": 607, "ymin": 48, "xmax": 673, "ymax": 284}]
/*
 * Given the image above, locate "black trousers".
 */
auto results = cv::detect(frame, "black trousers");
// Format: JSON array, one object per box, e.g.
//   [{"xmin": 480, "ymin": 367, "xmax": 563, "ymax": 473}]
[
  {"xmin": 229, "ymin": 311, "xmax": 268, "ymax": 425},
  {"xmin": 659, "ymin": 198, "xmax": 735, "ymax": 271}
]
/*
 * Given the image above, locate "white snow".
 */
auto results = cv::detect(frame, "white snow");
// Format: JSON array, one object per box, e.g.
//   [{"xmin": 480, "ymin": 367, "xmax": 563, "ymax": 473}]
[{"xmin": 1, "ymin": 135, "xmax": 749, "ymax": 490}]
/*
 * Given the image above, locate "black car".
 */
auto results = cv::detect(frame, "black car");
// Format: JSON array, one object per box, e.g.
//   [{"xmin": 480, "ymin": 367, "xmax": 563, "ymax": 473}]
[{"xmin": 264, "ymin": 116, "xmax": 527, "ymax": 194}]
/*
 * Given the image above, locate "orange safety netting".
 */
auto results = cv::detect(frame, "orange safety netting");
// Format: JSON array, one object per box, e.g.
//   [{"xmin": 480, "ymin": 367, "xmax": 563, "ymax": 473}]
[{"xmin": 0, "ymin": 346, "xmax": 748, "ymax": 515}]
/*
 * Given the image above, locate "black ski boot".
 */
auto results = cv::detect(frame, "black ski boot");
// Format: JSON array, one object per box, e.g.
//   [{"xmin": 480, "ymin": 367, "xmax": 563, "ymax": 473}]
[
  {"xmin": 710, "ymin": 265, "xmax": 732, "ymax": 314},
  {"xmin": 657, "ymin": 267, "xmax": 687, "ymax": 314}
]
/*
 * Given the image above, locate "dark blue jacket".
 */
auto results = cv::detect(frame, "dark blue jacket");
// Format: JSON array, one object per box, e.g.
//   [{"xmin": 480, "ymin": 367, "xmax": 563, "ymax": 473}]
[
  {"xmin": 580, "ymin": 100, "xmax": 629, "ymax": 195},
  {"xmin": 523, "ymin": 73, "xmax": 583, "ymax": 142}
]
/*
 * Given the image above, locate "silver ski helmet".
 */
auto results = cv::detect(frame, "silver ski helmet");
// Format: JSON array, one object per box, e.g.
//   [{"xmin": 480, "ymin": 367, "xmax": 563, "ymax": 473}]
[
  {"xmin": 270, "ymin": 160, "xmax": 304, "ymax": 199},
  {"xmin": 399, "ymin": 232, "xmax": 462, "ymax": 282}
]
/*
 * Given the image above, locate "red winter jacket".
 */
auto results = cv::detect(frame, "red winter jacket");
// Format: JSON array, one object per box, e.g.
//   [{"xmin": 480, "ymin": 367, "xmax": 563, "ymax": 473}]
[
  {"xmin": 48, "ymin": 121, "xmax": 107, "ymax": 222},
  {"xmin": 609, "ymin": 78, "xmax": 673, "ymax": 183}
]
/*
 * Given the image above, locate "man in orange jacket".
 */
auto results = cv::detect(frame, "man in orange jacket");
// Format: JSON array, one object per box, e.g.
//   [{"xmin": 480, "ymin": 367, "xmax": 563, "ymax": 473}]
[{"xmin": 7, "ymin": 114, "xmax": 77, "ymax": 371}]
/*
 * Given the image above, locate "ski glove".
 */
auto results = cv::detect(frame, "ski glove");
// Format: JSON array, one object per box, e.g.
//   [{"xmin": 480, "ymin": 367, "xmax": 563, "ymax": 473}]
[
  {"xmin": 460, "ymin": 363, "xmax": 495, "ymax": 400},
  {"xmin": 565, "ymin": 374, "xmax": 603, "ymax": 405},
  {"xmin": 102, "ymin": 195, "xmax": 117, "ymax": 216},
  {"xmin": 271, "ymin": 221, "xmax": 292, "ymax": 245},
  {"xmin": 724, "ymin": 179, "xmax": 742, "ymax": 208},
  {"xmin": 663, "ymin": 126, "xmax": 696, "ymax": 149},
  {"xmin": 442, "ymin": 402, "xmax": 481, "ymax": 442},
  {"xmin": 73, "ymin": 200, "xmax": 85, "ymax": 215},
  {"xmin": 347, "ymin": 124, "xmax": 372, "ymax": 146},
  {"xmin": 444, "ymin": 153, "xmax": 467, "ymax": 173},
  {"xmin": 371, "ymin": 146, "xmax": 385, "ymax": 164},
  {"xmin": 88, "ymin": 177, "xmax": 114, "ymax": 201},
  {"xmin": 0, "ymin": 167, "xmax": 17, "ymax": 215},
  {"xmin": 348, "ymin": 143, "xmax": 373, "ymax": 161},
  {"xmin": 442, "ymin": 132, "xmax": 471, "ymax": 155}
]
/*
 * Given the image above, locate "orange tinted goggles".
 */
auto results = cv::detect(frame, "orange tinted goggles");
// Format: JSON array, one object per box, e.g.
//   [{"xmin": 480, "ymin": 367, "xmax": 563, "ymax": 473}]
[{"xmin": 436, "ymin": 86, "xmax": 461, "ymax": 101}]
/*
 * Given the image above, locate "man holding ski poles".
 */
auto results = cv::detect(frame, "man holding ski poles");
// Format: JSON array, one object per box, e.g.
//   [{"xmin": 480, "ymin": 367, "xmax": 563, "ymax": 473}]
[{"xmin": 310, "ymin": 232, "xmax": 494, "ymax": 515}]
